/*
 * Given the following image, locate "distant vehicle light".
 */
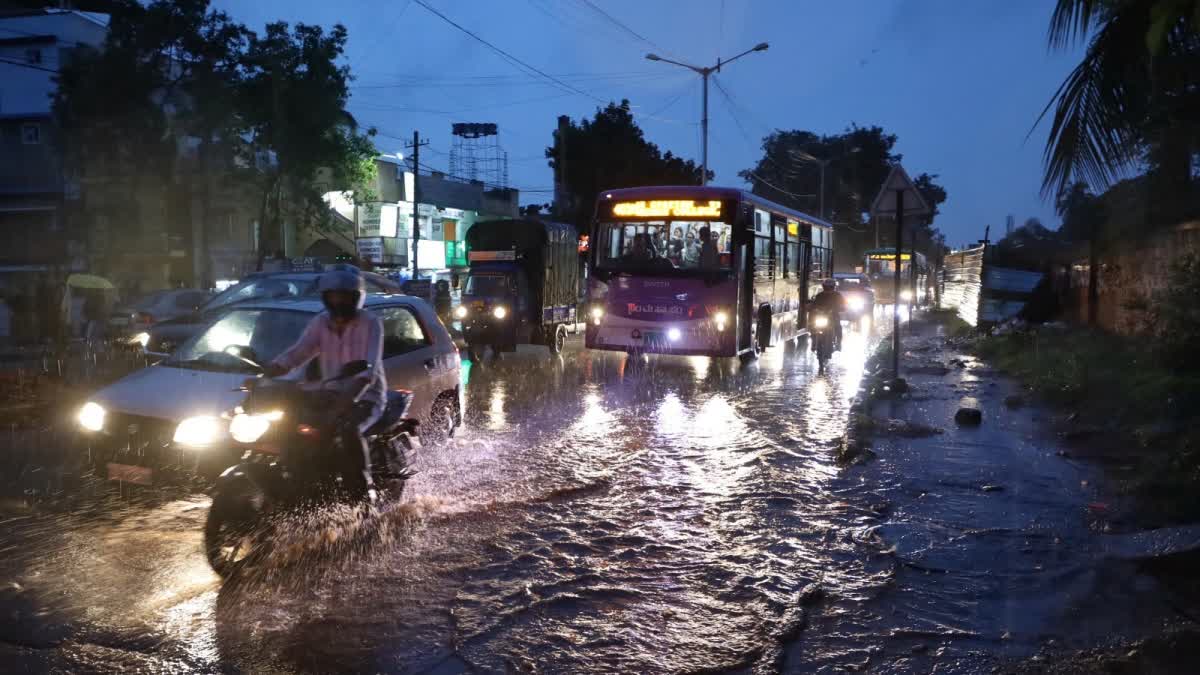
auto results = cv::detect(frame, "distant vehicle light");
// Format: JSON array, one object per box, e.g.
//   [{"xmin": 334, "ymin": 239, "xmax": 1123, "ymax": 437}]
[
  {"xmin": 493, "ymin": 306, "xmax": 508, "ymax": 319},
  {"xmin": 847, "ymin": 296, "xmax": 866, "ymax": 311},
  {"xmin": 900, "ymin": 289, "xmax": 914, "ymax": 303},
  {"xmin": 667, "ymin": 327, "xmax": 682, "ymax": 342},
  {"xmin": 454, "ymin": 305, "xmax": 468, "ymax": 319},
  {"xmin": 78, "ymin": 402, "xmax": 106, "ymax": 432}
]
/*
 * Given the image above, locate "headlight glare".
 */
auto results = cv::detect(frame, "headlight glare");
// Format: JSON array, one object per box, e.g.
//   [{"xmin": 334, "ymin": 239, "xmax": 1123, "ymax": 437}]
[
  {"xmin": 714, "ymin": 311, "xmax": 729, "ymax": 324},
  {"xmin": 590, "ymin": 306, "xmax": 604, "ymax": 319},
  {"xmin": 454, "ymin": 305, "xmax": 468, "ymax": 319},
  {"xmin": 813, "ymin": 315, "xmax": 830, "ymax": 329},
  {"xmin": 900, "ymin": 289, "xmax": 914, "ymax": 302},
  {"xmin": 230, "ymin": 413, "xmax": 272, "ymax": 443},
  {"xmin": 847, "ymin": 296, "xmax": 866, "ymax": 311},
  {"xmin": 129, "ymin": 332, "xmax": 150, "ymax": 347},
  {"xmin": 78, "ymin": 402, "xmax": 106, "ymax": 432},
  {"xmin": 173, "ymin": 416, "xmax": 222, "ymax": 448},
  {"xmin": 493, "ymin": 306, "xmax": 507, "ymax": 319}
]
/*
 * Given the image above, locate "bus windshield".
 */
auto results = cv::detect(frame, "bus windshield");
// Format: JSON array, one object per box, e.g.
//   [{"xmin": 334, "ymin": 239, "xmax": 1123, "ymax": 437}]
[{"xmin": 596, "ymin": 221, "xmax": 733, "ymax": 274}]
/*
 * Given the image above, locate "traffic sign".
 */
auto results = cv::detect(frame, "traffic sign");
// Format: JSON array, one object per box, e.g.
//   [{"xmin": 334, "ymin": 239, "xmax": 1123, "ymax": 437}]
[{"xmin": 870, "ymin": 164, "xmax": 932, "ymax": 219}]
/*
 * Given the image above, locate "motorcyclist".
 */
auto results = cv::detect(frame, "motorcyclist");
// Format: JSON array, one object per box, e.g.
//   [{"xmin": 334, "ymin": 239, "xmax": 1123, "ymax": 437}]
[
  {"xmin": 810, "ymin": 278, "xmax": 845, "ymax": 352},
  {"xmin": 263, "ymin": 268, "xmax": 385, "ymax": 501}
]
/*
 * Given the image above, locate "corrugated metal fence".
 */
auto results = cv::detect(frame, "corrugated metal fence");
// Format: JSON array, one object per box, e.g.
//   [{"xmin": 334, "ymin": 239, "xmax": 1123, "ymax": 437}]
[{"xmin": 940, "ymin": 244, "xmax": 985, "ymax": 326}]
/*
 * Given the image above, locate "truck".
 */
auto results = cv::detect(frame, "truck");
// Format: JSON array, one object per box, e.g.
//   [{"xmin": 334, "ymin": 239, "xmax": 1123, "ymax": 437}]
[{"xmin": 457, "ymin": 219, "xmax": 579, "ymax": 361}]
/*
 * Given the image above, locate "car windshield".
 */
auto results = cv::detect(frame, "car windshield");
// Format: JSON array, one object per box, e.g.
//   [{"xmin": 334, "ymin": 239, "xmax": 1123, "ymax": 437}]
[
  {"xmin": 203, "ymin": 277, "xmax": 312, "ymax": 313},
  {"xmin": 464, "ymin": 273, "xmax": 511, "ymax": 296},
  {"xmin": 596, "ymin": 221, "xmax": 733, "ymax": 274},
  {"xmin": 165, "ymin": 308, "xmax": 312, "ymax": 373}
]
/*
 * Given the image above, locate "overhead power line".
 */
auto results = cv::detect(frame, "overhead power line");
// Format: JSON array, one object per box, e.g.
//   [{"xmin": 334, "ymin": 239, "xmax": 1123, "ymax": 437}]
[
  {"xmin": 412, "ymin": 0, "xmax": 604, "ymax": 103},
  {"xmin": 0, "ymin": 56, "xmax": 57, "ymax": 74},
  {"xmin": 577, "ymin": 0, "xmax": 663, "ymax": 51}
]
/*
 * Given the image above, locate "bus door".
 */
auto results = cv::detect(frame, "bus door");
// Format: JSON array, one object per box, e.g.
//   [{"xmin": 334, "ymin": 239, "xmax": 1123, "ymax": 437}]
[{"xmin": 737, "ymin": 242, "xmax": 753, "ymax": 352}]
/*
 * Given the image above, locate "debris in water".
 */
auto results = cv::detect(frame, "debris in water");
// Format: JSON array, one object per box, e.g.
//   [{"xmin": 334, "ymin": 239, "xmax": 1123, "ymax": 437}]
[
  {"xmin": 955, "ymin": 407, "xmax": 983, "ymax": 426},
  {"xmin": 981, "ymin": 484, "xmax": 1004, "ymax": 492}
]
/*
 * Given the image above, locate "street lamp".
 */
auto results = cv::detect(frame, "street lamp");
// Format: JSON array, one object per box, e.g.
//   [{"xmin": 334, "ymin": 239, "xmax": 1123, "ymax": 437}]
[
  {"xmin": 790, "ymin": 145, "xmax": 859, "ymax": 221},
  {"xmin": 646, "ymin": 42, "xmax": 769, "ymax": 185}
]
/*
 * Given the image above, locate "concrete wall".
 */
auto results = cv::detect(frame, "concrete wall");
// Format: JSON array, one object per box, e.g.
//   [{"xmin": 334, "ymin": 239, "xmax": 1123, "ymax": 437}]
[{"xmin": 1068, "ymin": 221, "xmax": 1200, "ymax": 334}]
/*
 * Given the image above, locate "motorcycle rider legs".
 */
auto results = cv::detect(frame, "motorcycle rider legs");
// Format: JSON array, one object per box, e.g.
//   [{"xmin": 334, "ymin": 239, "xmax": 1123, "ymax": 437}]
[
  {"xmin": 264, "ymin": 268, "xmax": 386, "ymax": 501},
  {"xmin": 810, "ymin": 278, "xmax": 846, "ymax": 352}
]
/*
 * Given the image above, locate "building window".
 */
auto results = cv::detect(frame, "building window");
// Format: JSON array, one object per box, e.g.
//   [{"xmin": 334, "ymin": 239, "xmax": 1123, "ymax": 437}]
[
  {"xmin": 25, "ymin": 48, "xmax": 41, "ymax": 65},
  {"xmin": 21, "ymin": 124, "xmax": 41, "ymax": 144}
]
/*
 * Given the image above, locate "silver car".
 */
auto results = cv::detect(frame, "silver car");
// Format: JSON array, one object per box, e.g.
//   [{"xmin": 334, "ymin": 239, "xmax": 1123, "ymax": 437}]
[{"xmin": 78, "ymin": 294, "xmax": 462, "ymax": 485}]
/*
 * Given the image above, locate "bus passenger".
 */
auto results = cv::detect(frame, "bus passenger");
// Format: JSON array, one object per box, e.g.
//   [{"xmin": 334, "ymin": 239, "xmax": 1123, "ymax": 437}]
[{"xmin": 699, "ymin": 226, "xmax": 720, "ymax": 269}]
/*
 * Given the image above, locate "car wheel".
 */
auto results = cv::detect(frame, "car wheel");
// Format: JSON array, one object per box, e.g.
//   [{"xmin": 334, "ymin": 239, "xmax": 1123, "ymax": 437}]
[{"xmin": 425, "ymin": 393, "xmax": 459, "ymax": 446}]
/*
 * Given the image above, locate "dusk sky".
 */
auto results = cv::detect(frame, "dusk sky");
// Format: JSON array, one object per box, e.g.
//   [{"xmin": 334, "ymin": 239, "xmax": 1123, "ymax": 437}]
[{"xmin": 212, "ymin": 0, "xmax": 1085, "ymax": 248}]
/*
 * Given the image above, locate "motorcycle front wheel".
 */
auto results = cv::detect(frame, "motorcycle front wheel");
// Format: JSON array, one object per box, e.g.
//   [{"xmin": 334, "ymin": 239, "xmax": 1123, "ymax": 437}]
[{"xmin": 205, "ymin": 478, "xmax": 268, "ymax": 578}]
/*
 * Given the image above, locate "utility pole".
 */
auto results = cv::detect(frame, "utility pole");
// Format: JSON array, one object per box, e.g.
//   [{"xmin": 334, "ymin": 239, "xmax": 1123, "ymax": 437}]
[
  {"xmin": 646, "ymin": 42, "xmax": 769, "ymax": 186},
  {"xmin": 405, "ymin": 130, "xmax": 429, "ymax": 279},
  {"xmin": 554, "ymin": 115, "xmax": 569, "ymax": 219},
  {"xmin": 892, "ymin": 190, "xmax": 903, "ymax": 380}
]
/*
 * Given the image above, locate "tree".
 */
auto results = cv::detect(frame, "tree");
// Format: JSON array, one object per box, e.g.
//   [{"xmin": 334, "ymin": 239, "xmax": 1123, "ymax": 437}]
[
  {"xmin": 740, "ymin": 125, "xmax": 948, "ymax": 270},
  {"xmin": 1039, "ymin": 0, "xmax": 1200, "ymax": 206},
  {"xmin": 240, "ymin": 21, "xmax": 377, "ymax": 263},
  {"xmin": 546, "ymin": 100, "xmax": 705, "ymax": 230}
]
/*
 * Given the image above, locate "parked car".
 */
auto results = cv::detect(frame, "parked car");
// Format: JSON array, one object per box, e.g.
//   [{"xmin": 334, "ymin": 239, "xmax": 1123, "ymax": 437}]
[
  {"xmin": 833, "ymin": 272, "xmax": 875, "ymax": 319},
  {"xmin": 110, "ymin": 289, "xmax": 212, "ymax": 345},
  {"xmin": 143, "ymin": 270, "xmax": 401, "ymax": 356},
  {"xmin": 77, "ymin": 294, "xmax": 462, "ymax": 486}
]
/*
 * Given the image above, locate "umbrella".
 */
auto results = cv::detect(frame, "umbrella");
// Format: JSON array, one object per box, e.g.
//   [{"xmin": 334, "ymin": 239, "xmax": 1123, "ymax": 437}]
[{"xmin": 66, "ymin": 274, "xmax": 115, "ymax": 290}]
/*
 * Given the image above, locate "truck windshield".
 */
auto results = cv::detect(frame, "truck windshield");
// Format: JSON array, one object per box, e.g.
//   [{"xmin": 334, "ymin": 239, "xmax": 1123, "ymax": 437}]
[
  {"xmin": 464, "ymin": 273, "xmax": 512, "ymax": 296},
  {"xmin": 596, "ymin": 221, "xmax": 733, "ymax": 274}
]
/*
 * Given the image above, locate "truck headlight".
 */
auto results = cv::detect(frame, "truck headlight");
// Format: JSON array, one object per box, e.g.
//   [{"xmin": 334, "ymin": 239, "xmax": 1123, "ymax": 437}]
[
  {"xmin": 493, "ymin": 306, "xmax": 507, "ymax": 319},
  {"xmin": 454, "ymin": 305, "xmax": 468, "ymax": 319},
  {"xmin": 847, "ymin": 296, "xmax": 866, "ymax": 311},
  {"xmin": 173, "ymin": 416, "xmax": 222, "ymax": 448},
  {"xmin": 229, "ymin": 412, "xmax": 277, "ymax": 443},
  {"xmin": 78, "ymin": 402, "xmax": 106, "ymax": 432},
  {"xmin": 813, "ymin": 315, "xmax": 830, "ymax": 329}
]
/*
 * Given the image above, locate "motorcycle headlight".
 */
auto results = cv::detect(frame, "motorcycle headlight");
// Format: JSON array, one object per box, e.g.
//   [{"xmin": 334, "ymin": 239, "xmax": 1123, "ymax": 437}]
[
  {"xmin": 173, "ymin": 415, "xmax": 222, "ymax": 448},
  {"xmin": 847, "ymin": 296, "xmax": 866, "ymax": 311},
  {"xmin": 813, "ymin": 315, "xmax": 830, "ymax": 329},
  {"xmin": 230, "ymin": 412, "xmax": 275, "ymax": 444},
  {"xmin": 454, "ymin": 305, "xmax": 468, "ymax": 319},
  {"xmin": 493, "ymin": 306, "xmax": 507, "ymax": 319},
  {"xmin": 590, "ymin": 306, "xmax": 604, "ymax": 319},
  {"xmin": 78, "ymin": 401, "xmax": 106, "ymax": 432}
]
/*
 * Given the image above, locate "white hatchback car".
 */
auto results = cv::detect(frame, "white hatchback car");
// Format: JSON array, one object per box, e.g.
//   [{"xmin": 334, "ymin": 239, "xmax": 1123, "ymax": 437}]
[{"xmin": 78, "ymin": 294, "xmax": 462, "ymax": 484}]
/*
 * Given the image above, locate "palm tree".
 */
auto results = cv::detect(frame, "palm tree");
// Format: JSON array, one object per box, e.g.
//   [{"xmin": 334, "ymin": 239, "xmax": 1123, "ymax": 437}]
[{"xmin": 1038, "ymin": 0, "xmax": 1200, "ymax": 198}]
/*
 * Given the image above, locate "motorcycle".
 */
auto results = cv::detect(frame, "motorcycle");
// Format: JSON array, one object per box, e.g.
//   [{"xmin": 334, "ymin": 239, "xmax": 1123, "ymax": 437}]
[
  {"xmin": 811, "ymin": 312, "xmax": 836, "ymax": 372},
  {"xmin": 203, "ymin": 358, "xmax": 418, "ymax": 577}
]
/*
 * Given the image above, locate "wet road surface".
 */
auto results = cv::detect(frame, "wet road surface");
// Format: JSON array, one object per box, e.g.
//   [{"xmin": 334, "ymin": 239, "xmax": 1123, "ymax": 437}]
[{"xmin": 0, "ymin": 316, "xmax": 1176, "ymax": 673}]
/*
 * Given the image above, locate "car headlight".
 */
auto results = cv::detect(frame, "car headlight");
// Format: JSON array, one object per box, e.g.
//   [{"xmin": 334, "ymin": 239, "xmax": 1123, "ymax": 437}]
[
  {"xmin": 813, "ymin": 315, "xmax": 830, "ymax": 329},
  {"xmin": 128, "ymin": 332, "xmax": 150, "ymax": 348},
  {"xmin": 173, "ymin": 415, "xmax": 222, "ymax": 448},
  {"xmin": 900, "ymin": 289, "xmax": 914, "ymax": 302},
  {"xmin": 229, "ymin": 412, "xmax": 277, "ymax": 444},
  {"xmin": 493, "ymin": 306, "xmax": 507, "ymax": 319},
  {"xmin": 454, "ymin": 305, "xmax": 468, "ymax": 319},
  {"xmin": 78, "ymin": 402, "xmax": 106, "ymax": 432},
  {"xmin": 847, "ymin": 296, "xmax": 866, "ymax": 311}
]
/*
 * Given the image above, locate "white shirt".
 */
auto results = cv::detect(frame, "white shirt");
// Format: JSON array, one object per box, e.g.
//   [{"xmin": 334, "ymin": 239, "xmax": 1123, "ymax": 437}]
[{"xmin": 271, "ymin": 310, "xmax": 387, "ymax": 413}]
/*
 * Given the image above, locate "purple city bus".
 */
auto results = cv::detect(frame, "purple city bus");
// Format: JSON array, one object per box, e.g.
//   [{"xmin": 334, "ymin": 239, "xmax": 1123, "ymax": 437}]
[{"xmin": 585, "ymin": 186, "xmax": 834, "ymax": 359}]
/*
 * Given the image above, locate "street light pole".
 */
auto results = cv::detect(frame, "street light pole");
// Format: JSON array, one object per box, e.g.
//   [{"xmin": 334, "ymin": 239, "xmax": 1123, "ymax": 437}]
[{"xmin": 646, "ymin": 42, "xmax": 769, "ymax": 186}]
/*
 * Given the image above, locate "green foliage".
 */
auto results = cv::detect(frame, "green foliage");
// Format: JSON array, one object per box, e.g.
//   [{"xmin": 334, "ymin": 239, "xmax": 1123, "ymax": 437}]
[{"xmin": 546, "ymin": 100, "xmax": 706, "ymax": 230}]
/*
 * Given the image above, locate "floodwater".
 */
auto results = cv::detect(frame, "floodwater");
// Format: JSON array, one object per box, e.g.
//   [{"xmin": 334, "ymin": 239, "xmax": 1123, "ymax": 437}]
[{"xmin": 0, "ymin": 316, "xmax": 1182, "ymax": 673}]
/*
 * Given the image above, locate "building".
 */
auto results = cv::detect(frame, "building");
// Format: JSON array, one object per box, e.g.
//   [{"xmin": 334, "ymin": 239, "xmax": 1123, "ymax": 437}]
[
  {"xmin": 0, "ymin": 7, "xmax": 106, "ymax": 294},
  {"xmin": 317, "ymin": 155, "xmax": 519, "ymax": 280}
]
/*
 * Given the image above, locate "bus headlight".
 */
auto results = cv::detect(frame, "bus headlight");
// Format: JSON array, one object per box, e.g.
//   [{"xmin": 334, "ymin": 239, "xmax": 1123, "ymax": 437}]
[
  {"xmin": 591, "ymin": 306, "xmax": 604, "ymax": 326},
  {"xmin": 667, "ymin": 327, "xmax": 682, "ymax": 342},
  {"xmin": 493, "ymin": 306, "xmax": 507, "ymax": 319},
  {"xmin": 454, "ymin": 305, "xmax": 468, "ymax": 319},
  {"xmin": 229, "ymin": 412, "xmax": 279, "ymax": 444},
  {"xmin": 714, "ymin": 310, "xmax": 728, "ymax": 332},
  {"xmin": 900, "ymin": 290, "xmax": 914, "ymax": 303},
  {"xmin": 847, "ymin": 295, "xmax": 866, "ymax": 311},
  {"xmin": 813, "ymin": 315, "xmax": 830, "ymax": 329},
  {"xmin": 78, "ymin": 402, "xmax": 106, "ymax": 432},
  {"xmin": 173, "ymin": 416, "xmax": 222, "ymax": 448}
]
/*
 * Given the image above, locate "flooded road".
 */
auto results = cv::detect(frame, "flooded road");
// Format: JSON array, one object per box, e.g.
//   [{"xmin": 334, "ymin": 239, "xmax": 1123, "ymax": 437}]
[{"xmin": 0, "ymin": 317, "xmax": 1175, "ymax": 673}]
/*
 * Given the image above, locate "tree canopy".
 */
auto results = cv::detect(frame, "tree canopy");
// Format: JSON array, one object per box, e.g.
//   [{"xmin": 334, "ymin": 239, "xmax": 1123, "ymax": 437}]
[{"xmin": 546, "ymin": 100, "xmax": 706, "ymax": 229}]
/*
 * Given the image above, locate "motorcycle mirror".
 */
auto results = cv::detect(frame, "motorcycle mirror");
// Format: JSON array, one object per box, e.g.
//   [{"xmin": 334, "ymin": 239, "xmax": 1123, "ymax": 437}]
[{"xmin": 223, "ymin": 345, "xmax": 264, "ymax": 371}]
